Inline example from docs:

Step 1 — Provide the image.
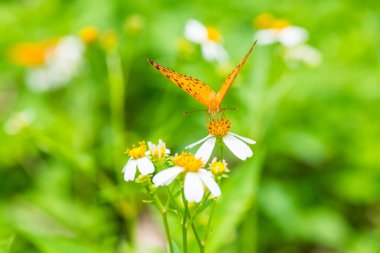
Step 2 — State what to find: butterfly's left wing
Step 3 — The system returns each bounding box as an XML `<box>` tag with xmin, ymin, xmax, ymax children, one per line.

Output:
<box><xmin>148</xmin><ymin>59</ymin><xmax>216</xmax><ymax>107</ymax></box>
<box><xmin>215</xmin><ymin>41</ymin><xmax>257</xmax><ymax>107</ymax></box>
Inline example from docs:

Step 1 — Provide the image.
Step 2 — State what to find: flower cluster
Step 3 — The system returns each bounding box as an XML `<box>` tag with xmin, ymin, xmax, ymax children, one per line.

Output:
<box><xmin>253</xmin><ymin>13</ymin><xmax>322</xmax><ymax>67</ymax></box>
<box><xmin>122</xmin><ymin>113</ymin><xmax>255</xmax><ymax>203</ymax></box>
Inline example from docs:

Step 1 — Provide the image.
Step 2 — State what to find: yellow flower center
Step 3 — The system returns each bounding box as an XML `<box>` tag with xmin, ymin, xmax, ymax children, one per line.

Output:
<box><xmin>253</xmin><ymin>13</ymin><xmax>275</xmax><ymax>29</ymax></box>
<box><xmin>126</xmin><ymin>141</ymin><xmax>146</xmax><ymax>159</ymax></box>
<box><xmin>79</xmin><ymin>26</ymin><xmax>99</xmax><ymax>44</ymax></box>
<box><xmin>210</xmin><ymin>158</ymin><xmax>228</xmax><ymax>175</ymax></box>
<box><xmin>173</xmin><ymin>152</ymin><xmax>204</xmax><ymax>172</ymax></box>
<box><xmin>272</xmin><ymin>19</ymin><xmax>291</xmax><ymax>30</ymax></box>
<box><xmin>206</xmin><ymin>26</ymin><xmax>221</xmax><ymax>42</ymax></box>
<box><xmin>253</xmin><ymin>13</ymin><xmax>290</xmax><ymax>30</ymax></box>
<box><xmin>208</xmin><ymin>118</ymin><xmax>231</xmax><ymax>137</ymax></box>
<box><xmin>9</xmin><ymin>40</ymin><xmax>57</xmax><ymax>67</ymax></box>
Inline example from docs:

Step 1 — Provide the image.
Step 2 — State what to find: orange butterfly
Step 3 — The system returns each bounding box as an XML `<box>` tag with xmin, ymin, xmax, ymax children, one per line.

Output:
<box><xmin>148</xmin><ymin>42</ymin><xmax>256</xmax><ymax>115</ymax></box>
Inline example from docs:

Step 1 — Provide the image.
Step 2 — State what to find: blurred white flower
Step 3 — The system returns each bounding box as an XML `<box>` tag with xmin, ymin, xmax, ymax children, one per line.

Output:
<box><xmin>3</xmin><ymin>109</ymin><xmax>35</xmax><ymax>135</ymax></box>
<box><xmin>253</xmin><ymin>13</ymin><xmax>322</xmax><ymax>67</ymax></box>
<box><xmin>283</xmin><ymin>44</ymin><xmax>322</xmax><ymax>67</ymax></box>
<box><xmin>253</xmin><ymin>13</ymin><xmax>308</xmax><ymax>47</ymax></box>
<box><xmin>186</xmin><ymin>117</ymin><xmax>256</xmax><ymax>163</ymax></box>
<box><xmin>25</xmin><ymin>36</ymin><xmax>85</xmax><ymax>92</ymax></box>
<box><xmin>123</xmin><ymin>141</ymin><xmax>155</xmax><ymax>182</ymax></box>
<box><xmin>255</xmin><ymin>26</ymin><xmax>308</xmax><ymax>47</ymax></box>
<box><xmin>152</xmin><ymin>152</ymin><xmax>221</xmax><ymax>203</ymax></box>
<box><xmin>184</xmin><ymin>19</ymin><xmax>228</xmax><ymax>63</ymax></box>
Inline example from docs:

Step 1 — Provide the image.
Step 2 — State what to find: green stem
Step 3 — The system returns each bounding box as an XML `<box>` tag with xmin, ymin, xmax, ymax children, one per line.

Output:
<box><xmin>182</xmin><ymin>192</ymin><xmax>189</xmax><ymax>253</ymax></box>
<box><xmin>153</xmin><ymin>194</ymin><xmax>174</xmax><ymax>253</ymax></box>
<box><xmin>166</xmin><ymin>187</ymin><xmax>182</xmax><ymax>220</ymax></box>
<box><xmin>191</xmin><ymin>222</ymin><xmax>204</xmax><ymax>253</ymax></box>
<box><xmin>105</xmin><ymin>48</ymin><xmax>125</xmax><ymax>169</ymax></box>
<box><xmin>202</xmin><ymin>197</ymin><xmax>217</xmax><ymax>245</ymax></box>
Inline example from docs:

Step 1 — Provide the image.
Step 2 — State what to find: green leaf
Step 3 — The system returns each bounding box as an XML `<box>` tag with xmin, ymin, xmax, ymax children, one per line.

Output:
<box><xmin>0</xmin><ymin>235</ymin><xmax>15</xmax><ymax>253</ymax></box>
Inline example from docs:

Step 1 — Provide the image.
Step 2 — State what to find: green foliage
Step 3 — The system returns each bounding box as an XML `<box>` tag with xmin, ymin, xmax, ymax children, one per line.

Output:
<box><xmin>0</xmin><ymin>0</ymin><xmax>380</xmax><ymax>252</ymax></box>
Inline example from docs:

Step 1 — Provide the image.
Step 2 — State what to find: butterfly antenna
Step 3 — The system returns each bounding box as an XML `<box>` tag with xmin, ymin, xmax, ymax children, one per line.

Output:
<box><xmin>182</xmin><ymin>109</ymin><xmax>207</xmax><ymax>116</ymax></box>
<box><xmin>221</xmin><ymin>107</ymin><xmax>238</xmax><ymax>112</ymax></box>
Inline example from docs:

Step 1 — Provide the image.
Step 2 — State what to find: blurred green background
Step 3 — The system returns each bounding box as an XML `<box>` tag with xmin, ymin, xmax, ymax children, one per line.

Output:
<box><xmin>1</xmin><ymin>0</ymin><xmax>380</xmax><ymax>252</ymax></box>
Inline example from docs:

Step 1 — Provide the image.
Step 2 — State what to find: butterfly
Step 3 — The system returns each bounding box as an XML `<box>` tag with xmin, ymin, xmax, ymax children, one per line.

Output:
<box><xmin>148</xmin><ymin>41</ymin><xmax>256</xmax><ymax>115</ymax></box>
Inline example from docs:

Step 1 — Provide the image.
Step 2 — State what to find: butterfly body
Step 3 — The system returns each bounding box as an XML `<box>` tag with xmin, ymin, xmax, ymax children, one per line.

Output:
<box><xmin>148</xmin><ymin>42</ymin><xmax>256</xmax><ymax>115</ymax></box>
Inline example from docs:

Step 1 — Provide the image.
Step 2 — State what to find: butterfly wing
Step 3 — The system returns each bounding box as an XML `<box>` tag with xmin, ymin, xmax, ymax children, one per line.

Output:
<box><xmin>148</xmin><ymin>59</ymin><xmax>216</xmax><ymax>107</ymax></box>
<box><xmin>214</xmin><ymin>42</ymin><xmax>257</xmax><ymax>107</ymax></box>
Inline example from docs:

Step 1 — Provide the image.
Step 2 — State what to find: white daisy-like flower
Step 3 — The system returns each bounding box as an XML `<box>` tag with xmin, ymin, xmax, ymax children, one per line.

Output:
<box><xmin>123</xmin><ymin>141</ymin><xmax>155</xmax><ymax>182</ymax></box>
<box><xmin>186</xmin><ymin>117</ymin><xmax>256</xmax><ymax>163</ymax></box>
<box><xmin>152</xmin><ymin>152</ymin><xmax>221</xmax><ymax>203</ymax></box>
<box><xmin>25</xmin><ymin>36</ymin><xmax>84</xmax><ymax>92</ymax></box>
<box><xmin>146</xmin><ymin>139</ymin><xmax>170</xmax><ymax>159</ymax></box>
<box><xmin>253</xmin><ymin>13</ymin><xmax>308</xmax><ymax>47</ymax></box>
<box><xmin>184</xmin><ymin>19</ymin><xmax>228</xmax><ymax>63</ymax></box>
<box><xmin>283</xmin><ymin>44</ymin><xmax>322</xmax><ymax>67</ymax></box>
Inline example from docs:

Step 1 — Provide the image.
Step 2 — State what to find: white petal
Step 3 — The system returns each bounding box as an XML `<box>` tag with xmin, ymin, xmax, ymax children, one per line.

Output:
<box><xmin>255</xmin><ymin>29</ymin><xmax>279</xmax><ymax>45</ymax></box>
<box><xmin>185</xmin><ymin>134</ymin><xmax>213</xmax><ymax>149</ymax></box>
<box><xmin>137</xmin><ymin>157</ymin><xmax>155</xmax><ymax>175</ymax></box>
<box><xmin>165</xmin><ymin>148</ymin><xmax>171</xmax><ymax>154</ymax></box>
<box><xmin>198</xmin><ymin>169</ymin><xmax>221</xmax><ymax>197</ymax></box>
<box><xmin>223</xmin><ymin>135</ymin><xmax>253</xmax><ymax>160</ymax></box>
<box><xmin>123</xmin><ymin>159</ymin><xmax>137</xmax><ymax>181</ymax></box>
<box><xmin>184</xmin><ymin>19</ymin><xmax>207</xmax><ymax>43</ymax></box>
<box><xmin>201</xmin><ymin>42</ymin><xmax>228</xmax><ymax>63</ymax></box>
<box><xmin>184</xmin><ymin>172</ymin><xmax>204</xmax><ymax>203</ymax></box>
<box><xmin>195</xmin><ymin>137</ymin><xmax>216</xmax><ymax>164</ymax></box>
<box><xmin>279</xmin><ymin>26</ymin><xmax>308</xmax><ymax>47</ymax></box>
<box><xmin>152</xmin><ymin>167</ymin><xmax>184</xmax><ymax>186</ymax></box>
<box><xmin>230</xmin><ymin>132</ymin><xmax>256</xmax><ymax>144</ymax></box>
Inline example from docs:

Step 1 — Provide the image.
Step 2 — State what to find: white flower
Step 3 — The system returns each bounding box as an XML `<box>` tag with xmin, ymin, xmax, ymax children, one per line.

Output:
<box><xmin>253</xmin><ymin>13</ymin><xmax>308</xmax><ymax>47</ymax></box>
<box><xmin>283</xmin><ymin>44</ymin><xmax>322</xmax><ymax>67</ymax></box>
<box><xmin>186</xmin><ymin>132</ymin><xmax>256</xmax><ymax>163</ymax></box>
<box><xmin>186</xmin><ymin>117</ymin><xmax>256</xmax><ymax>163</ymax></box>
<box><xmin>26</xmin><ymin>36</ymin><xmax>84</xmax><ymax>92</ymax></box>
<box><xmin>255</xmin><ymin>26</ymin><xmax>308</xmax><ymax>47</ymax></box>
<box><xmin>184</xmin><ymin>19</ymin><xmax>208</xmax><ymax>44</ymax></box>
<box><xmin>184</xmin><ymin>19</ymin><xmax>228</xmax><ymax>63</ymax></box>
<box><xmin>146</xmin><ymin>139</ymin><xmax>170</xmax><ymax>159</ymax></box>
<box><xmin>152</xmin><ymin>153</ymin><xmax>221</xmax><ymax>203</ymax></box>
<box><xmin>123</xmin><ymin>141</ymin><xmax>155</xmax><ymax>182</ymax></box>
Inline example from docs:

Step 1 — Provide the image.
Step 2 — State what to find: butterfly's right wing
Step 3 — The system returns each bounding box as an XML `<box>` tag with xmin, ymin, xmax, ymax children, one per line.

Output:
<box><xmin>148</xmin><ymin>59</ymin><xmax>216</xmax><ymax>107</ymax></box>
<box><xmin>215</xmin><ymin>42</ymin><xmax>257</xmax><ymax>106</ymax></box>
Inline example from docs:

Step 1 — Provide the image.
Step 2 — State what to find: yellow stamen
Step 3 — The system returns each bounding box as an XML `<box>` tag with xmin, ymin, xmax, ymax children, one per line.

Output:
<box><xmin>209</xmin><ymin>158</ymin><xmax>228</xmax><ymax>175</ymax></box>
<box><xmin>126</xmin><ymin>141</ymin><xmax>146</xmax><ymax>159</ymax></box>
<box><xmin>173</xmin><ymin>152</ymin><xmax>204</xmax><ymax>172</ymax></box>
<box><xmin>206</xmin><ymin>26</ymin><xmax>221</xmax><ymax>42</ymax></box>
<box><xmin>253</xmin><ymin>13</ymin><xmax>275</xmax><ymax>29</ymax></box>
<box><xmin>253</xmin><ymin>13</ymin><xmax>290</xmax><ymax>30</ymax></box>
<box><xmin>272</xmin><ymin>19</ymin><xmax>291</xmax><ymax>30</ymax></box>
<box><xmin>208</xmin><ymin>117</ymin><xmax>231</xmax><ymax>137</ymax></box>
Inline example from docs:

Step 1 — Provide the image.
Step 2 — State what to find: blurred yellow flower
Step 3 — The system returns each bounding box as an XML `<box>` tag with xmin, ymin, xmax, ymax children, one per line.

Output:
<box><xmin>9</xmin><ymin>40</ymin><xmax>57</xmax><ymax>67</ymax></box>
<box><xmin>79</xmin><ymin>26</ymin><xmax>99</xmax><ymax>44</ymax></box>
<box><xmin>101</xmin><ymin>30</ymin><xmax>118</xmax><ymax>51</ymax></box>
